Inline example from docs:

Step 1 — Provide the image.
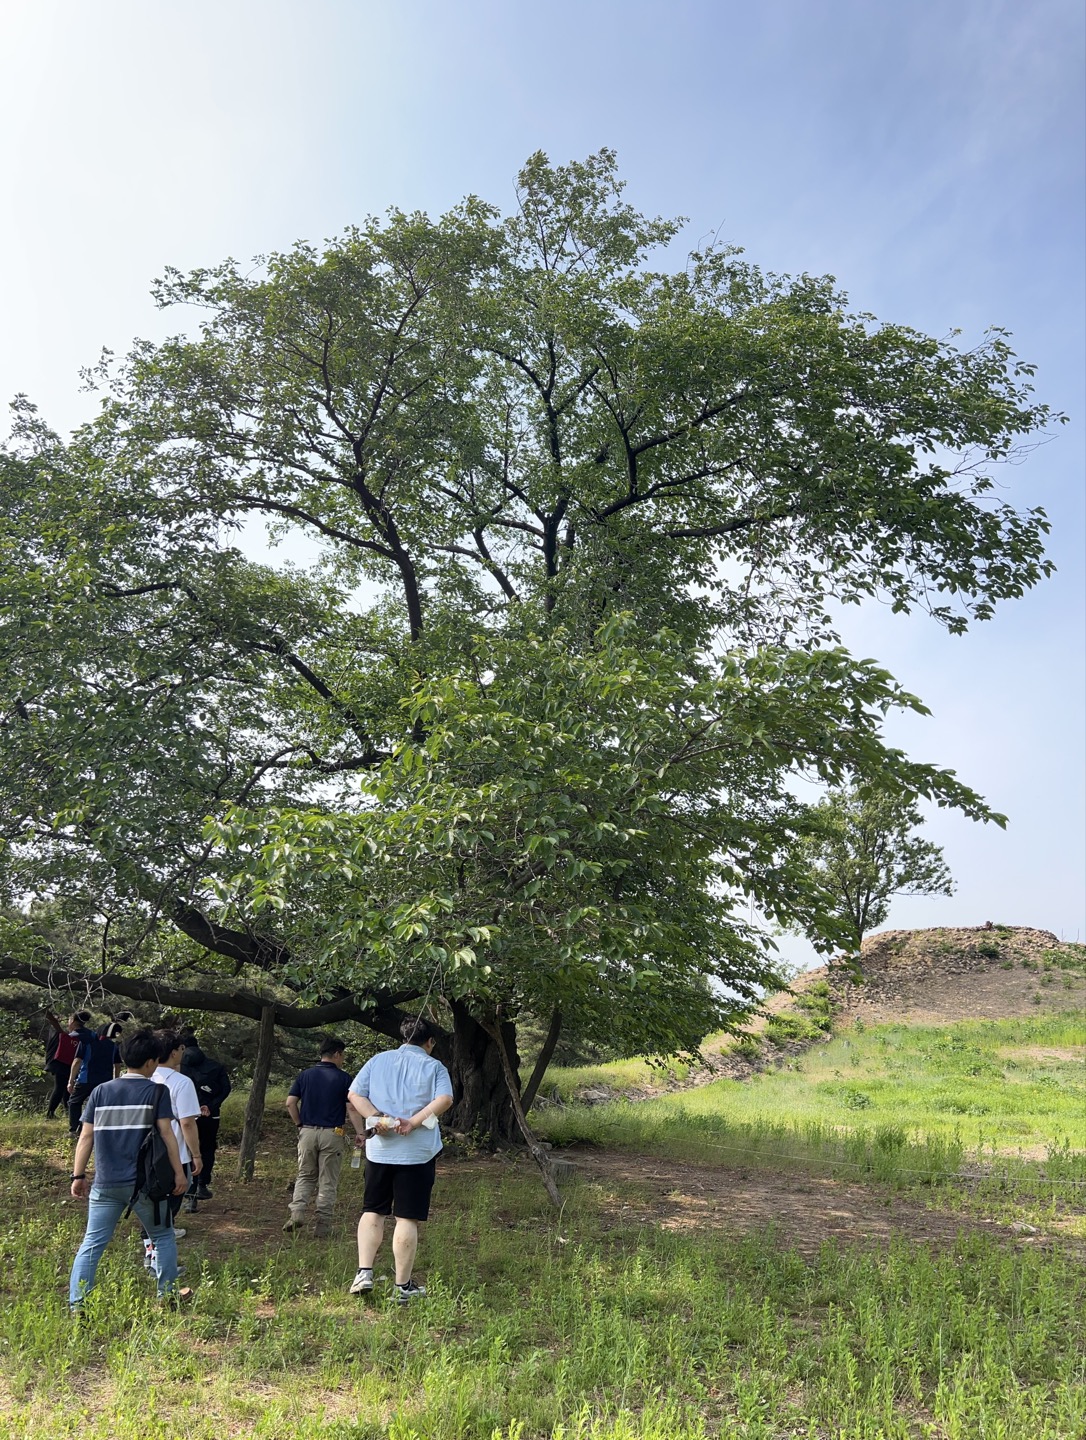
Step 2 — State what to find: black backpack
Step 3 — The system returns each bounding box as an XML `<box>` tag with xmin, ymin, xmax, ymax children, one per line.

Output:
<box><xmin>126</xmin><ymin>1084</ymin><xmax>175</xmax><ymax>1226</ymax></box>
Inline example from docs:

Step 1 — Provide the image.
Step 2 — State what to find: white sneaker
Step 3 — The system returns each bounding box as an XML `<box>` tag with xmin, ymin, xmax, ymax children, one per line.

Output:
<box><xmin>172</xmin><ymin>1227</ymin><xmax>187</xmax><ymax>1239</ymax></box>
<box><xmin>348</xmin><ymin>1268</ymin><xmax>375</xmax><ymax>1295</ymax></box>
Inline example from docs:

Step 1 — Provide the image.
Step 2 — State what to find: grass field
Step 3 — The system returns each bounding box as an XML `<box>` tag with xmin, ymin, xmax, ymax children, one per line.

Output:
<box><xmin>542</xmin><ymin>1014</ymin><xmax>1086</xmax><ymax>1154</ymax></box>
<box><xmin>1</xmin><ymin>1010</ymin><xmax>1083</xmax><ymax>1438</ymax></box>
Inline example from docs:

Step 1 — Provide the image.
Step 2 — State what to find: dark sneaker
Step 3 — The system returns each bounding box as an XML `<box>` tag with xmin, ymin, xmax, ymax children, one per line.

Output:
<box><xmin>394</xmin><ymin>1279</ymin><xmax>426</xmax><ymax>1305</ymax></box>
<box><xmin>195</xmin><ymin>1185</ymin><xmax>213</xmax><ymax>1200</ymax></box>
<box><xmin>158</xmin><ymin>1286</ymin><xmax>194</xmax><ymax>1310</ymax></box>
<box><xmin>282</xmin><ymin>1218</ymin><xmax>302</xmax><ymax>1233</ymax></box>
<box><xmin>348</xmin><ymin>1268</ymin><xmax>374</xmax><ymax>1295</ymax></box>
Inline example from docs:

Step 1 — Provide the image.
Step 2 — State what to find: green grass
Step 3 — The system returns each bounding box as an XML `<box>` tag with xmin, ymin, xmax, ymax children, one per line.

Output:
<box><xmin>542</xmin><ymin>1012</ymin><xmax>1086</xmax><ymax>1158</ymax></box>
<box><xmin>2</xmin><ymin>1010</ymin><xmax>1085</xmax><ymax>1437</ymax></box>
<box><xmin>533</xmin><ymin>1055</ymin><xmax>696</xmax><ymax>1102</ymax></box>
<box><xmin>1</xmin><ymin>1129</ymin><xmax>1084</xmax><ymax>1439</ymax></box>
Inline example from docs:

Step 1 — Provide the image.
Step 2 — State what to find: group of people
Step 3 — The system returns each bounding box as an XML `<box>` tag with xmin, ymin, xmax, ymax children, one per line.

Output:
<box><xmin>62</xmin><ymin>1012</ymin><xmax>453</xmax><ymax>1313</ymax></box>
<box><xmin>283</xmin><ymin>1018</ymin><xmax>453</xmax><ymax>1302</ymax></box>
<box><xmin>43</xmin><ymin>1008</ymin><xmax>123</xmax><ymax>1134</ymax></box>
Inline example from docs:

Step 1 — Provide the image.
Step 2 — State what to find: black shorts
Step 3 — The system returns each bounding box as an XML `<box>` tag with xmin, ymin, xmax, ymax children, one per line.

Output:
<box><xmin>362</xmin><ymin>1157</ymin><xmax>437</xmax><ymax>1222</ymax></box>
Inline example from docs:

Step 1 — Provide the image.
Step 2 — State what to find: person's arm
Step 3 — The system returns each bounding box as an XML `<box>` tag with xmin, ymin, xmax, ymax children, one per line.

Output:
<box><xmin>179</xmin><ymin>1115</ymin><xmax>202</xmax><ymax>1175</ymax></box>
<box><xmin>347</xmin><ymin>1090</ymin><xmax>379</xmax><ymax>1122</ymax></box>
<box><xmin>67</xmin><ymin>1049</ymin><xmax>82</xmax><ymax>1093</ymax></box>
<box><xmin>398</xmin><ymin>1091</ymin><xmax>453</xmax><ymax>1135</ymax></box>
<box><xmin>285</xmin><ymin>1093</ymin><xmax>302</xmax><ymax>1126</ymax></box>
<box><xmin>156</xmin><ymin>1116</ymin><xmax>188</xmax><ymax>1195</ymax></box>
<box><xmin>70</xmin><ymin>1124</ymin><xmax>94</xmax><ymax>1198</ymax></box>
<box><xmin>45</xmin><ymin>1010</ymin><xmax>62</xmax><ymax>1034</ymax></box>
<box><xmin>343</xmin><ymin>1078</ymin><xmax>367</xmax><ymax>1137</ymax></box>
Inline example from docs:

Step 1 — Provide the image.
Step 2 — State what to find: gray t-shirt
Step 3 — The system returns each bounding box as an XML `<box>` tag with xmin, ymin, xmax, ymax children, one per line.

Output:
<box><xmin>83</xmin><ymin>1073</ymin><xmax>174</xmax><ymax>1186</ymax></box>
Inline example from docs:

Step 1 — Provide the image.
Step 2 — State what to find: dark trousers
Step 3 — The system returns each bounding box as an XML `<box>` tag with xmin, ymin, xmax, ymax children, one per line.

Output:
<box><xmin>189</xmin><ymin>1115</ymin><xmax>221</xmax><ymax>1186</ymax></box>
<box><xmin>68</xmin><ymin>1082</ymin><xmax>91</xmax><ymax>1134</ymax></box>
<box><xmin>45</xmin><ymin>1062</ymin><xmax>68</xmax><ymax>1117</ymax></box>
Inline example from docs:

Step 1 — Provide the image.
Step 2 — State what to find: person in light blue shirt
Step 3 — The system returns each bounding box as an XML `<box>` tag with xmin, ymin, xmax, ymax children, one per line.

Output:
<box><xmin>346</xmin><ymin>1016</ymin><xmax>453</xmax><ymax>1304</ymax></box>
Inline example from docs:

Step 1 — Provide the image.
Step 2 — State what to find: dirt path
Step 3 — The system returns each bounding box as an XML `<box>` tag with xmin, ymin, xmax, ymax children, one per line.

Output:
<box><xmin>144</xmin><ymin>1146</ymin><xmax>1076</xmax><ymax>1268</ymax></box>
<box><xmin>555</xmin><ymin>1148</ymin><xmax>1064</xmax><ymax>1256</ymax></box>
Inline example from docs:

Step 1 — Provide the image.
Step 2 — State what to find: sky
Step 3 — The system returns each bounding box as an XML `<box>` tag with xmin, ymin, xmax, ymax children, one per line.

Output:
<box><xmin>2</xmin><ymin>0</ymin><xmax>1083</xmax><ymax>957</ymax></box>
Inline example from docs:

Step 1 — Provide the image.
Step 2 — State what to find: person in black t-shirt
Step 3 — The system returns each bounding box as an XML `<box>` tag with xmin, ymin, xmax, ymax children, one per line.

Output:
<box><xmin>179</xmin><ymin>1029</ymin><xmax>231</xmax><ymax>1203</ymax></box>
<box><xmin>283</xmin><ymin>1037</ymin><xmax>365</xmax><ymax>1238</ymax></box>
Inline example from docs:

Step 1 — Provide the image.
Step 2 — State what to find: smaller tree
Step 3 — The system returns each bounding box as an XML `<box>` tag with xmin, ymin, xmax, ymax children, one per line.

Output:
<box><xmin>797</xmin><ymin>788</ymin><xmax>958</xmax><ymax>951</ymax></box>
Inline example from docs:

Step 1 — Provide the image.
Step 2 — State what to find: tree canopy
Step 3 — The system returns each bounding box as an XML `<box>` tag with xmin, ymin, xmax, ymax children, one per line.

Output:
<box><xmin>0</xmin><ymin>150</ymin><xmax>1056</xmax><ymax>1136</ymax></box>
<box><xmin>794</xmin><ymin>786</ymin><xmax>957</xmax><ymax>951</ymax></box>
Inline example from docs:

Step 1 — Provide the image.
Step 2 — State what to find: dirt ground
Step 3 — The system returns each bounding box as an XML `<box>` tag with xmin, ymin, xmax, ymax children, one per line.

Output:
<box><xmin>103</xmin><ymin>1142</ymin><xmax>1077</xmax><ymax>1273</ymax></box>
<box><xmin>553</xmin><ymin>1147</ymin><xmax>1082</xmax><ymax>1255</ymax></box>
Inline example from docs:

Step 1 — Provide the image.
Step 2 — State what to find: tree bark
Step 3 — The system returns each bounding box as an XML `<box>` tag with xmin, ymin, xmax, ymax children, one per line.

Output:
<box><xmin>443</xmin><ymin>998</ymin><xmax>519</xmax><ymax>1145</ymax></box>
<box><xmin>521</xmin><ymin>1007</ymin><xmax>562</xmax><ymax>1115</ymax></box>
<box><xmin>237</xmin><ymin>1003</ymin><xmax>276</xmax><ymax>1181</ymax></box>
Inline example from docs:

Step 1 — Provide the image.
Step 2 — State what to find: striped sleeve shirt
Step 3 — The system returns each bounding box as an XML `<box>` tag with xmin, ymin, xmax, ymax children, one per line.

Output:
<box><xmin>82</xmin><ymin>1074</ymin><xmax>174</xmax><ymax>1186</ymax></box>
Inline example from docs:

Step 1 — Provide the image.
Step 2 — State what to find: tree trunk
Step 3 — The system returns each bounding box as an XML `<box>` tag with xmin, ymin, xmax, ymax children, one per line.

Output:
<box><xmin>521</xmin><ymin>1007</ymin><xmax>562</xmax><ymax>1115</ymax></box>
<box><xmin>237</xmin><ymin>1003</ymin><xmax>276</xmax><ymax>1181</ymax></box>
<box><xmin>442</xmin><ymin>998</ymin><xmax>519</xmax><ymax>1146</ymax></box>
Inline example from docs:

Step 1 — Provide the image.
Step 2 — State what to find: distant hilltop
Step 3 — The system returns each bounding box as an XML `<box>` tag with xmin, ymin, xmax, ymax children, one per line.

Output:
<box><xmin>816</xmin><ymin>925</ymin><xmax>1085</xmax><ymax>1027</ymax></box>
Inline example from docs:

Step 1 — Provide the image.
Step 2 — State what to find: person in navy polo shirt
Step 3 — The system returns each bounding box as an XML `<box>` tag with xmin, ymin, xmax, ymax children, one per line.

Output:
<box><xmin>283</xmin><ymin>1037</ymin><xmax>366</xmax><ymax>1238</ymax></box>
<box><xmin>346</xmin><ymin>1016</ymin><xmax>454</xmax><ymax>1304</ymax></box>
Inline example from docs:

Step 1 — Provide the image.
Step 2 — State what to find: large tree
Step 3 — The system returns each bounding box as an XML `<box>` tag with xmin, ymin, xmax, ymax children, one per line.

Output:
<box><xmin>0</xmin><ymin>151</ymin><xmax>1055</xmax><ymax>1138</ymax></box>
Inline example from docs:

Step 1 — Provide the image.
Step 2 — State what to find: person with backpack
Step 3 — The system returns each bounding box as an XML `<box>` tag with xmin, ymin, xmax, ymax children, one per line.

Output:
<box><xmin>68</xmin><ymin>1028</ymin><xmax>188</xmax><ymax>1314</ymax></box>
<box><xmin>179</xmin><ymin>1028</ymin><xmax>231</xmax><ymax>1202</ymax></box>
<box><xmin>67</xmin><ymin>1015</ymin><xmax>121</xmax><ymax>1135</ymax></box>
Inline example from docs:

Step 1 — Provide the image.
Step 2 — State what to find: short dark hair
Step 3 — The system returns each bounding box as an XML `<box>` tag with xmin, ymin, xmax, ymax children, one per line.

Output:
<box><xmin>70</xmin><ymin>1010</ymin><xmax>92</xmax><ymax>1026</ymax></box>
<box><xmin>100</xmin><ymin>1021</ymin><xmax>123</xmax><ymax>1041</ymax></box>
<box><xmin>154</xmin><ymin>1029</ymin><xmax>183</xmax><ymax>1062</ymax></box>
<box><xmin>178</xmin><ymin>1028</ymin><xmax>198</xmax><ymax>1046</ymax></box>
<box><xmin>400</xmin><ymin>1016</ymin><xmax>436</xmax><ymax>1047</ymax></box>
<box><xmin>319</xmin><ymin>1036</ymin><xmax>346</xmax><ymax>1057</ymax></box>
<box><xmin>121</xmin><ymin>1029</ymin><xmax>159</xmax><ymax>1069</ymax></box>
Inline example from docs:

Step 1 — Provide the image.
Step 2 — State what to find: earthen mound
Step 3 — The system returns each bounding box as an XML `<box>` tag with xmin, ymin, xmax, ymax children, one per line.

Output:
<box><xmin>820</xmin><ymin>925</ymin><xmax>1084</xmax><ymax>1026</ymax></box>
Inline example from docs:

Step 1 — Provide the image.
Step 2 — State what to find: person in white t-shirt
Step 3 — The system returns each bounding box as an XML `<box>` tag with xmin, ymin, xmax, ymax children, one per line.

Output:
<box><xmin>138</xmin><ymin>1029</ymin><xmax>203</xmax><ymax>1271</ymax></box>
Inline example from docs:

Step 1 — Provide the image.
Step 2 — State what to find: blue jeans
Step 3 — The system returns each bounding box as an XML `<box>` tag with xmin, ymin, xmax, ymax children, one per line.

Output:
<box><xmin>69</xmin><ymin>1183</ymin><xmax>179</xmax><ymax>1305</ymax></box>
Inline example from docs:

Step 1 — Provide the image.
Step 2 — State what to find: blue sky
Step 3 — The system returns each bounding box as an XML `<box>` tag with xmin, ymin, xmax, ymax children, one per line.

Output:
<box><xmin>2</xmin><ymin>0</ymin><xmax>1083</xmax><ymax>951</ymax></box>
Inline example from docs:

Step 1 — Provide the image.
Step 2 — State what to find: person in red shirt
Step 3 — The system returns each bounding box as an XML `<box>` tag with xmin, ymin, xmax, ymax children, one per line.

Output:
<box><xmin>43</xmin><ymin>1010</ymin><xmax>83</xmax><ymax>1120</ymax></box>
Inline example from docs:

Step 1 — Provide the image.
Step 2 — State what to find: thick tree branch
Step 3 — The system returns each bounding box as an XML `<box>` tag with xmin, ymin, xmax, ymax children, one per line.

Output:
<box><xmin>0</xmin><ymin>952</ymin><xmax>418</xmax><ymax>1032</ymax></box>
<box><xmin>663</xmin><ymin>506</ymin><xmax>797</xmax><ymax>541</ymax></box>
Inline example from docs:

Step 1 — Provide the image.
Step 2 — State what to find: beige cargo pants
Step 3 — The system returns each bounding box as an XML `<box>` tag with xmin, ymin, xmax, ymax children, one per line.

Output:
<box><xmin>288</xmin><ymin>1127</ymin><xmax>345</xmax><ymax>1233</ymax></box>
